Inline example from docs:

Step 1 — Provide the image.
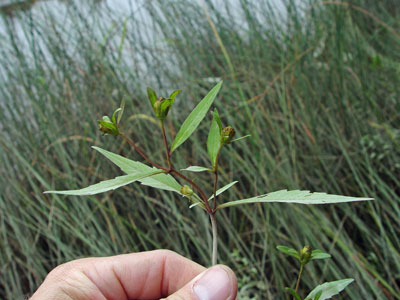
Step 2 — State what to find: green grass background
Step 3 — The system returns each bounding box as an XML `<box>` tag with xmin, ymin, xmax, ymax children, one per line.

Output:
<box><xmin>0</xmin><ymin>0</ymin><xmax>399</xmax><ymax>299</ymax></box>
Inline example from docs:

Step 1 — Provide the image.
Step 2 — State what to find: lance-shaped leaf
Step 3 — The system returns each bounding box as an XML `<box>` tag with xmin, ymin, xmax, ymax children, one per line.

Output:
<box><xmin>44</xmin><ymin>170</ymin><xmax>162</xmax><ymax>196</ymax></box>
<box><xmin>92</xmin><ymin>146</ymin><xmax>181</xmax><ymax>193</ymax></box>
<box><xmin>207</xmin><ymin>109</ymin><xmax>222</xmax><ymax>168</ymax></box>
<box><xmin>230</xmin><ymin>134</ymin><xmax>251</xmax><ymax>143</ymax></box>
<box><xmin>277</xmin><ymin>246</ymin><xmax>300</xmax><ymax>259</ymax></box>
<box><xmin>305</xmin><ymin>279</ymin><xmax>354</xmax><ymax>300</ymax></box>
<box><xmin>216</xmin><ymin>190</ymin><xmax>373</xmax><ymax>210</ymax></box>
<box><xmin>208</xmin><ymin>181</ymin><xmax>238</xmax><ymax>200</ymax></box>
<box><xmin>147</xmin><ymin>87</ymin><xmax>157</xmax><ymax>108</ymax></box>
<box><xmin>181</xmin><ymin>166</ymin><xmax>211</xmax><ymax>172</ymax></box>
<box><xmin>311</xmin><ymin>249</ymin><xmax>331</xmax><ymax>260</ymax></box>
<box><xmin>170</xmin><ymin>81</ymin><xmax>223</xmax><ymax>153</ymax></box>
<box><xmin>190</xmin><ymin>181</ymin><xmax>238</xmax><ymax>208</ymax></box>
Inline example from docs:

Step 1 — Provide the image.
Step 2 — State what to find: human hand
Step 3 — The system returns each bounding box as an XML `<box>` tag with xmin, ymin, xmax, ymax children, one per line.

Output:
<box><xmin>30</xmin><ymin>249</ymin><xmax>237</xmax><ymax>300</ymax></box>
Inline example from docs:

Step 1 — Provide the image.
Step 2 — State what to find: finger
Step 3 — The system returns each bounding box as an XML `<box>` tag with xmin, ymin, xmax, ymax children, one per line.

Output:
<box><xmin>33</xmin><ymin>249</ymin><xmax>206</xmax><ymax>300</ymax></box>
<box><xmin>164</xmin><ymin>265</ymin><xmax>237</xmax><ymax>300</ymax></box>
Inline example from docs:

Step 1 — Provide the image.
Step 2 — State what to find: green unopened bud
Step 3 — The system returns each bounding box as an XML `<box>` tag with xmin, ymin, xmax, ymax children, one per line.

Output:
<box><xmin>299</xmin><ymin>246</ymin><xmax>312</xmax><ymax>265</ymax></box>
<box><xmin>153</xmin><ymin>97</ymin><xmax>174</xmax><ymax>121</ymax></box>
<box><xmin>221</xmin><ymin>126</ymin><xmax>236</xmax><ymax>144</ymax></box>
<box><xmin>180</xmin><ymin>185</ymin><xmax>194</xmax><ymax>197</ymax></box>
<box><xmin>97</xmin><ymin>117</ymin><xmax>119</xmax><ymax>136</ymax></box>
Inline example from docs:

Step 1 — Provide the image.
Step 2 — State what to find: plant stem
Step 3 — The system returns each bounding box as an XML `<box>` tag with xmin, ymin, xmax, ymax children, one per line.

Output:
<box><xmin>295</xmin><ymin>264</ymin><xmax>304</xmax><ymax>298</ymax></box>
<box><xmin>120</xmin><ymin>133</ymin><xmax>167</xmax><ymax>171</ymax></box>
<box><xmin>210</xmin><ymin>212</ymin><xmax>218</xmax><ymax>265</ymax></box>
<box><xmin>121</xmin><ymin>132</ymin><xmax>217</xmax><ymax>264</ymax></box>
<box><xmin>160</xmin><ymin>121</ymin><xmax>172</xmax><ymax>170</ymax></box>
<box><xmin>212</xmin><ymin>145</ymin><xmax>222</xmax><ymax>211</ymax></box>
<box><xmin>212</xmin><ymin>171</ymin><xmax>218</xmax><ymax>211</ymax></box>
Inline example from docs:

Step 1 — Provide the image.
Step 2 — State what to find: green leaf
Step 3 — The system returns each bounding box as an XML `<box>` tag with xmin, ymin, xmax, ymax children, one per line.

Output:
<box><xmin>147</xmin><ymin>87</ymin><xmax>157</xmax><ymax>108</ymax></box>
<box><xmin>311</xmin><ymin>250</ymin><xmax>331</xmax><ymax>260</ymax></box>
<box><xmin>314</xmin><ymin>290</ymin><xmax>323</xmax><ymax>300</ymax></box>
<box><xmin>277</xmin><ymin>246</ymin><xmax>300</xmax><ymax>259</ymax></box>
<box><xmin>190</xmin><ymin>181</ymin><xmax>238</xmax><ymax>208</ymax></box>
<box><xmin>116</xmin><ymin>98</ymin><xmax>126</xmax><ymax>125</ymax></box>
<box><xmin>159</xmin><ymin>98</ymin><xmax>174</xmax><ymax>119</ymax></box>
<box><xmin>169</xmin><ymin>89</ymin><xmax>181</xmax><ymax>101</ymax></box>
<box><xmin>44</xmin><ymin>170</ymin><xmax>162</xmax><ymax>196</ymax></box>
<box><xmin>112</xmin><ymin>108</ymin><xmax>122</xmax><ymax>124</ymax></box>
<box><xmin>97</xmin><ymin>120</ymin><xmax>119</xmax><ymax>135</ymax></box>
<box><xmin>181</xmin><ymin>166</ymin><xmax>211</xmax><ymax>172</ymax></box>
<box><xmin>285</xmin><ymin>287</ymin><xmax>302</xmax><ymax>300</ymax></box>
<box><xmin>207</xmin><ymin>109</ymin><xmax>222</xmax><ymax>167</ymax></box>
<box><xmin>217</xmin><ymin>190</ymin><xmax>373</xmax><ymax>210</ymax></box>
<box><xmin>170</xmin><ymin>81</ymin><xmax>223</xmax><ymax>153</ymax></box>
<box><xmin>305</xmin><ymin>279</ymin><xmax>354</xmax><ymax>300</ymax></box>
<box><xmin>208</xmin><ymin>181</ymin><xmax>238</xmax><ymax>200</ymax></box>
<box><xmin>92</xmin><ymin>146</ymin><xmax>181</xmax><ymax>193</ymax></box>
<box><xmin>231</xmin><ymin>134</ymin><xmax>251</xmax><ymax>143</ymax></box>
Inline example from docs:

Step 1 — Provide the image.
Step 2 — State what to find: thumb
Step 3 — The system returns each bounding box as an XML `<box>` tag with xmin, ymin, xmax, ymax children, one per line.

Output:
<box><xmin>164</xmin><ymin>265</ymin><xmax>237</xmax><ymax>300</ymax></box>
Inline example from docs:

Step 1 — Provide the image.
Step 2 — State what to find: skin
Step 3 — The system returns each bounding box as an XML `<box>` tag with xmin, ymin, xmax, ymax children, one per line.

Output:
<box><xmin>30</xmin><ymin>249</ymin><xmax>237</xmax><ymax>300</ymax></box>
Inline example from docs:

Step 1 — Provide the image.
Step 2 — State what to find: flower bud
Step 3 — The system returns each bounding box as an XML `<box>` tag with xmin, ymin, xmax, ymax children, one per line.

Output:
<box><xmin>97</xmin><ymin>118</ymin><xmax>119</xmax><ymax>136</ymax></box>
<box><xmin>154</xmin><ymin>97</ymin><xmax>174</xmax><ymax>121</ymax></box>
<box><xmin>221</xmin><ymin>126</ymin><xmax>236</xmax><ymax>144</ymax></box>
<box><xmin>299</xmin><ymin>245</ymin><xmax>312</xmax><ymax>265</ymax></box>
<box><xmin>180</xmin><ymin>185</ymin><xmax>194</xmax><ymax>197</ymax></box>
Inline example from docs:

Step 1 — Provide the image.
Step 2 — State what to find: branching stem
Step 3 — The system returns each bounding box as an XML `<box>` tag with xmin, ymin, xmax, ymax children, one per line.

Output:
<box><xmin>120</xmin><ymin>133</ymin><xmax>166</xmax><ymax>171</ymax></box>
<box><xmin>121</xmin><ymin>132</ymin><xmax>217</xmax><ymax>265</ymax></box>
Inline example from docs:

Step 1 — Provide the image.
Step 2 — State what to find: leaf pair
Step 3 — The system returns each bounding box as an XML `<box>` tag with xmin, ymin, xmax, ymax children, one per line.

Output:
<box><xmin>287</xmin><ymin>279</ymin><xmax>354</xmax><ymax>300</ymax></box>
<box><xmin>276</xmin><ymin>246</ymin><xmax>331</xmax><ymax>264</ymax></box>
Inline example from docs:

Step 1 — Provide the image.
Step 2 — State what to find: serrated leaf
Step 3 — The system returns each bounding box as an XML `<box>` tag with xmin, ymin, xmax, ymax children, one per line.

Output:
<box><xmin>217</xmin><ymin>190</ymin><xmax>373</xmax><ymax>210</ymax></box>
<box><xmin>190</xmin><ymin>181</ymin><xmax>238</xmax><ymax>208</ymax></box>
<box><xmin>181</xmin><ymin>166</ymin><xmax>211</xmax><ymax>172</ymax></box>
<box><xmin>305</xmin><ymin>279</ymin><xmax>354</xmax><ymax>300</ymax></box>
<box><xmin>285</xmin><ymin>287</ymin><xmax>302</xmax><ymax>300</ymax></box>
<box><xmin>92</xmin><ymin>146</ymin><xmax>181</xmax><ymax>193</ymax></box>
<box><xmin>170</xmin><ymin>81</ymin><xmax>222</xmax><ymax>153</ymax></box>
<box><xmin>277</xmin><ymin>246</ymin><xmax>300</xmax><ymax>259</ymax></box>
<box><xmin>44</xmin><ymin>170</ymin><xmax>162</xmax><ymax>196</ymax></box>
<box><xmin>207</xmin><ymin>109</ymin><xmax>222</xmax><ymax>167</ymax></box>
<box><xmin>311</xmin><ymin>250</ymin><xmax>331</xmax><ymax>260</ymax></box>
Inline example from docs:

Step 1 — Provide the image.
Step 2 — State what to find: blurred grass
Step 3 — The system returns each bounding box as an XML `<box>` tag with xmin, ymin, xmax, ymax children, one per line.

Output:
<box><xmin>0</xmin><ymin>0</ymin><xmax>399</xmax><ymax>299</ymax></box>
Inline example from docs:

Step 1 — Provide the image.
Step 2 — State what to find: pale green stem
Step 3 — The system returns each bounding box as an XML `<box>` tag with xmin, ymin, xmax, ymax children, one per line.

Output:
<box><xmin>210</xmin><ymin>213</ymin><xmax>218</xmax><ymax>265</ymax></box>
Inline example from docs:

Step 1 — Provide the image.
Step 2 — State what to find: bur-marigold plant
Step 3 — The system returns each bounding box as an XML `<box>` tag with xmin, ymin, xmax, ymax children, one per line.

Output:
<box><xmin>45</xmin><ymin>81</ymin><xmax>372</xmax><ymax>298</ymax></box>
